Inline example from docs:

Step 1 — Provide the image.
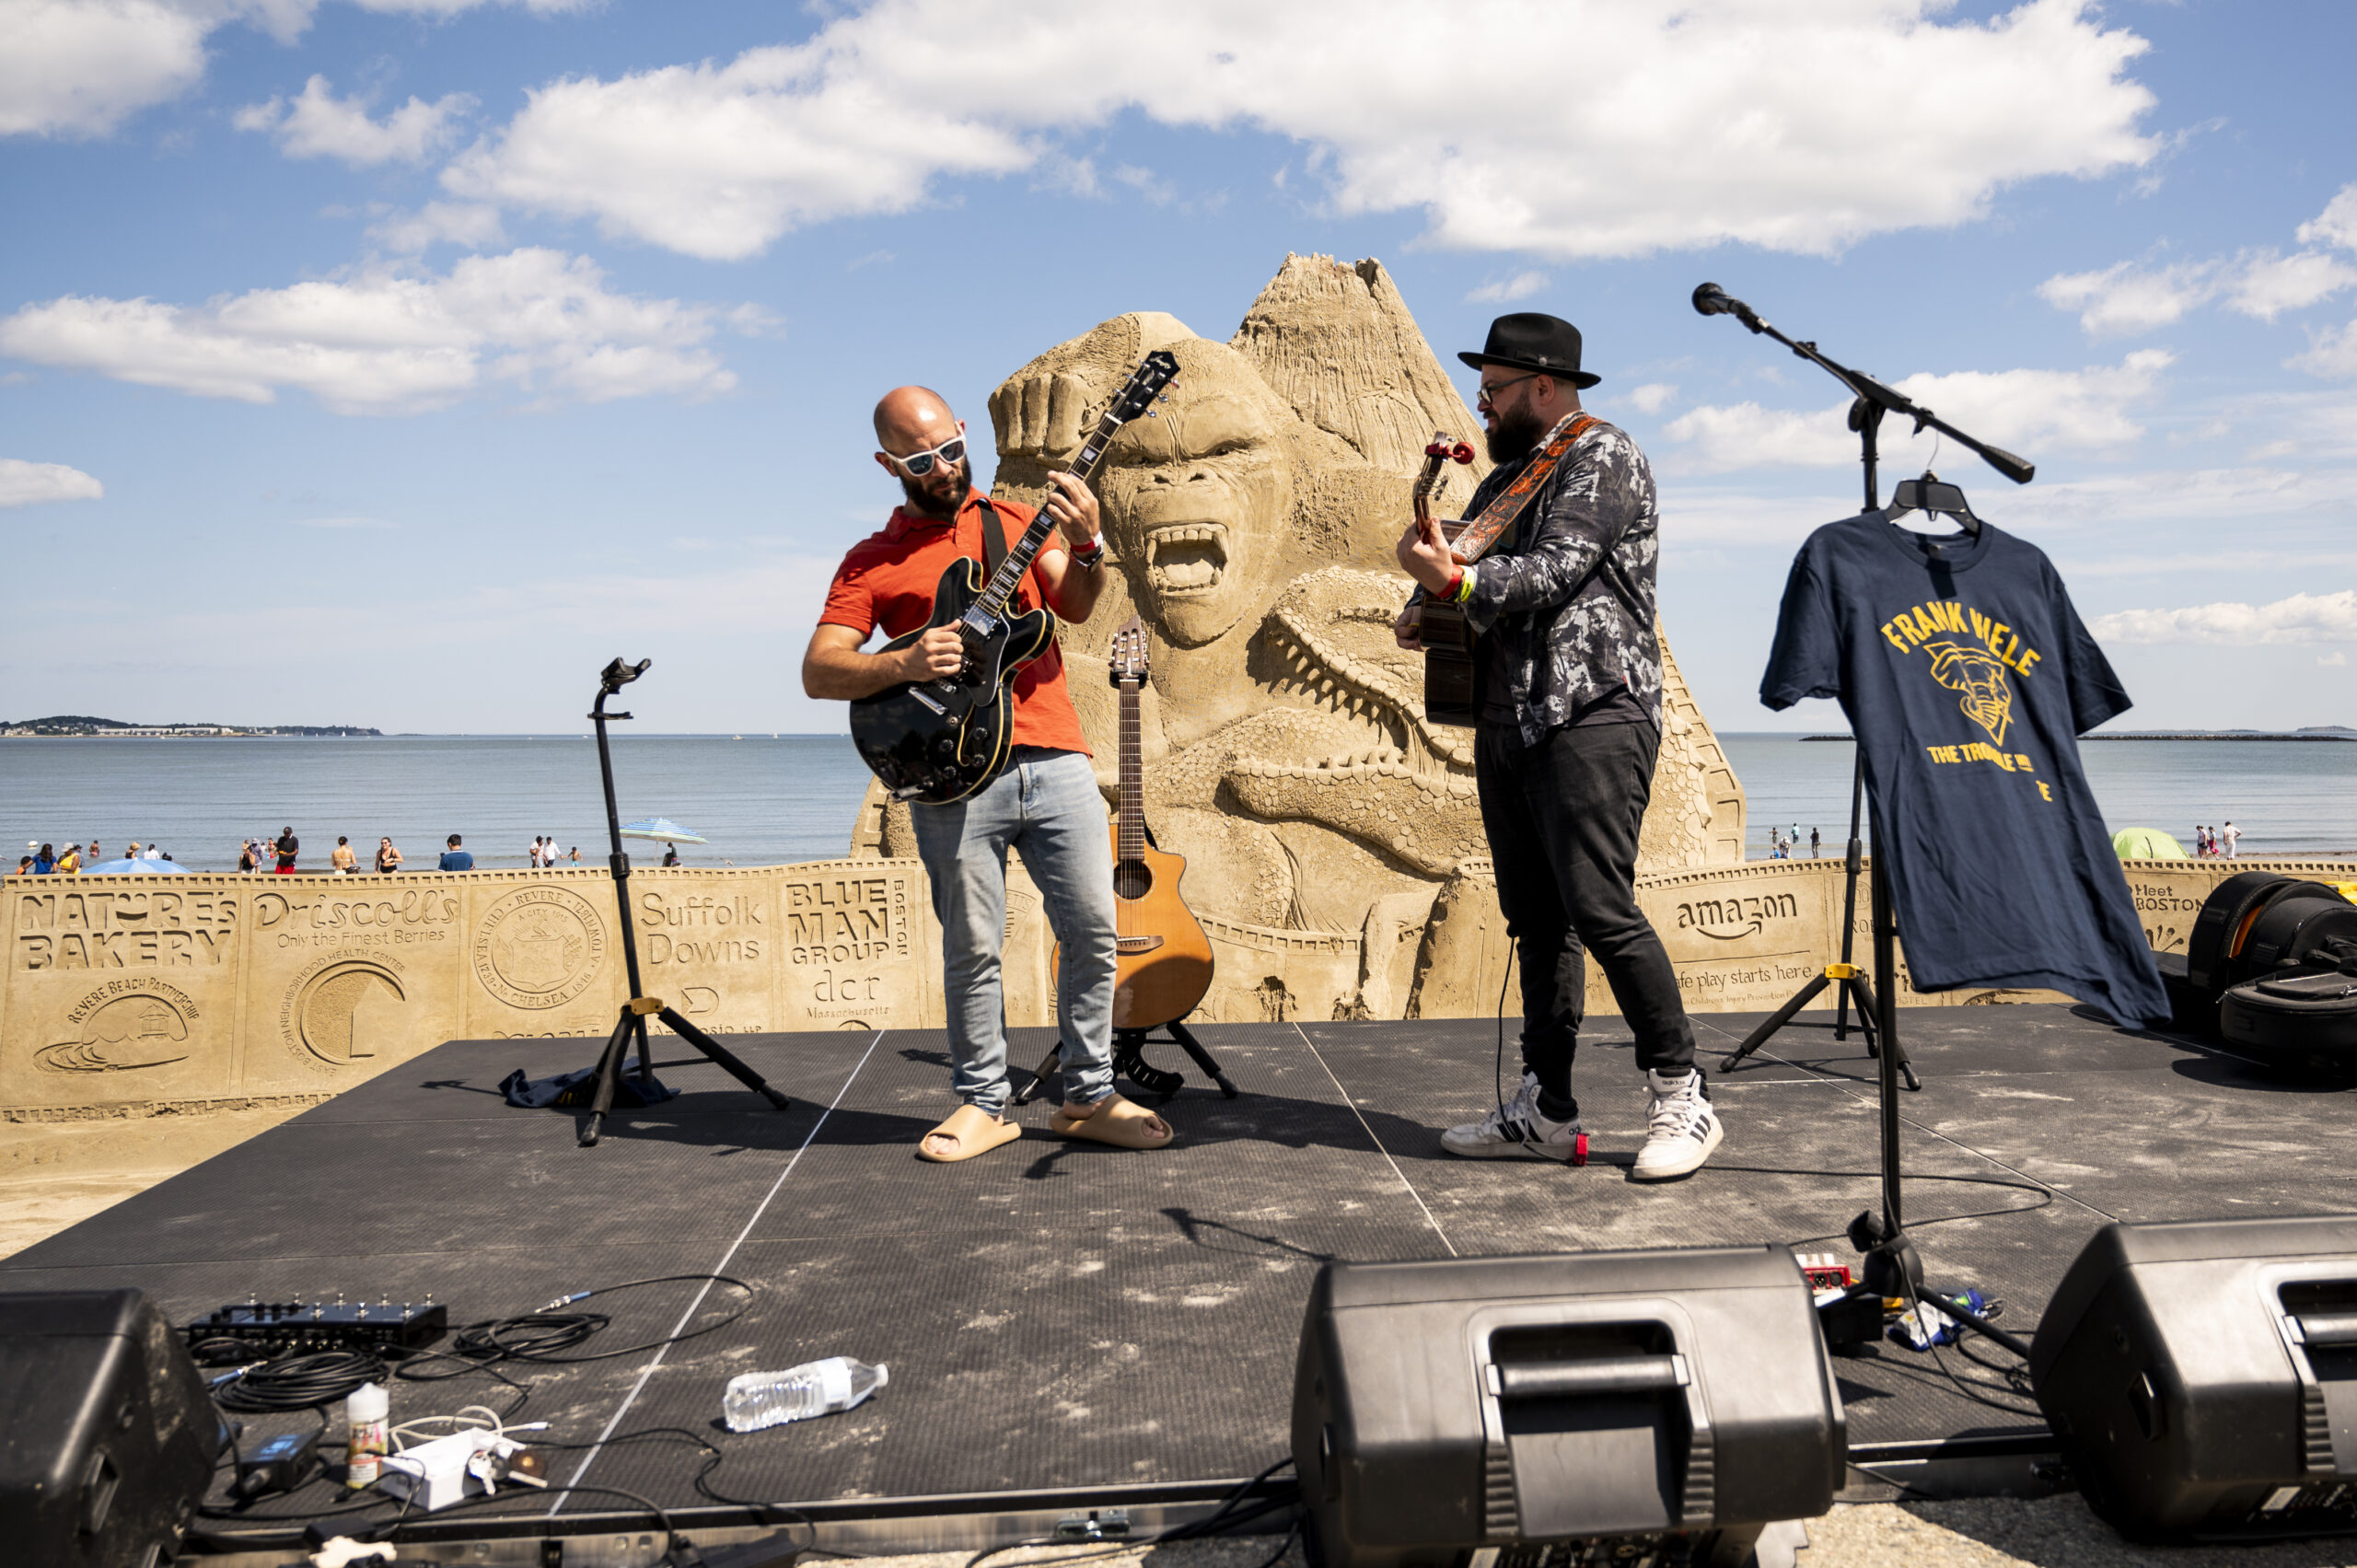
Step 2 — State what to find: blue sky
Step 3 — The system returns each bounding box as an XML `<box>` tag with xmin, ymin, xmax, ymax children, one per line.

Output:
<box><xmin>2</xmin><ymin>0</ymin><xmax>2352</xmax><ymax>735</ymax></box>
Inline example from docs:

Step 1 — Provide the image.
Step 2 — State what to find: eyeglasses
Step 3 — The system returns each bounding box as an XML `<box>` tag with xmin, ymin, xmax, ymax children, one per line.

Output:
<box><xmin>881</xmin><ymin>424</ymin><xmax>969</xmax><ymax>478</ymax></box>
<box><xmin>1477</xmin><ymin>372</ymin><xmax>1540</xmax><ymax>410</ymax></box>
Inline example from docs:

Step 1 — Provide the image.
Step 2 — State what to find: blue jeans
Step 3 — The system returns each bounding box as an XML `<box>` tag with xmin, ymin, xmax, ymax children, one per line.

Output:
<box><xmin>910</xmin><ymin>747</ymin><xmax>1116</xmax><ymax>1115</ymax></box>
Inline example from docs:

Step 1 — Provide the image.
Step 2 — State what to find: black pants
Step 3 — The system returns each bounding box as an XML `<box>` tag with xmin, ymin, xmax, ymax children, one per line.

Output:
<box><xmin>1474</xmin><ymin>719</ymin><xmax>1696</xmax><ymax>1113</ymax></box>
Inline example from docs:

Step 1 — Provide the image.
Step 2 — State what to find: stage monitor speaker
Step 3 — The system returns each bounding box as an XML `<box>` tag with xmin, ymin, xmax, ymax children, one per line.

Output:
<box><xmin>0</xmin><ymin>1288</ymin><xmax>222</xmax><ymax>1568</ymax></box>
<box><xmin>1292</xmin><ymin>1247</ymin><xmax>1844</xmax><ymax>1568</ymax></box>
<box><xmin>2031</xmin><ymin>1215</ymin><xmax>2357</xmax><ymax>1542</ymax></box>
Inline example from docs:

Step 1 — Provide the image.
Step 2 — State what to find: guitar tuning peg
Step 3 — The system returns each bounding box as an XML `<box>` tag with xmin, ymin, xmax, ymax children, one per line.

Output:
<box><xmin>1144</xmin><ymin>409</ymin><xmax>1158</xmax><ymax>418</ymax></box>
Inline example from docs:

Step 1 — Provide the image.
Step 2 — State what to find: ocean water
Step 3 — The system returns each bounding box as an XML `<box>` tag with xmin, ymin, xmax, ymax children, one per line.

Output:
<box><xmin>1721</xmin><ymin>734</ymin><xmax>2357</xmax><ymax>861</ymax></box>
<box><xmin>0</xmin><ymin>736</ymin><xmax>877</xmax><ymax>874</ymax></box>
<box><xmin>1</xmin><ymin>731</ymin><xmax>2351</xmax><ymax>875</ymax></box>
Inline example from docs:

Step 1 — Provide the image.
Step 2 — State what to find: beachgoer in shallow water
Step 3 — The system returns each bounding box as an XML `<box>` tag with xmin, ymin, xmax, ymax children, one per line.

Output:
<box><xmin>377</xmin><ymin>837</ymin><xmax>401</xmax><ymax>873</ymax></box>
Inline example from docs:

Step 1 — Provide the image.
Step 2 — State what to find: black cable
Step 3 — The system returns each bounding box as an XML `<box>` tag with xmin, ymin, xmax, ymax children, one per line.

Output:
<box><xmin>214</xmin><ymin>1348</ymin><xmax>389</xmax><ymax>1413</ymax></box>
<box><xmin>448</xmin><ymin>1274</ymin><xmax>755</xmax><ymax>1366</ymax></box>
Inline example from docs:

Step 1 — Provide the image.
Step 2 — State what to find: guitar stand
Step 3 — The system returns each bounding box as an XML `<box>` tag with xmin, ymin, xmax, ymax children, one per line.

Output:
<box><xmin>1013</xmin><ymin>1018</ymin><xmax>1238</xmax><ymax>1107</ymax></box>
<box><xmin>575</xmin><ymin>658</ymin><xmax>793</xmax><ymax>1147</ymax></box>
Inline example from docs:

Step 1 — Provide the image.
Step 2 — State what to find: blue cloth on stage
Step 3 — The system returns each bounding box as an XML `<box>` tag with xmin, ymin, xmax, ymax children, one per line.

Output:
<box><xmin>500</xmin><ymin>1064</ymin><xmax>678</xmax><ymax>1109</ymax></box>
<box><xmin>1760</xmin><ymin>511</ymin><xmax>2171</xmax><ymax>1028</ymax></box>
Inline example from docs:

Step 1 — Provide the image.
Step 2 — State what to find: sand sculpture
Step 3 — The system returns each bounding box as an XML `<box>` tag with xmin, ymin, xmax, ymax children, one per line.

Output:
<box><xmin>852</xmin><ymin>256</ymin><xmax>1747</xmax><ymax>1021</ymax></box>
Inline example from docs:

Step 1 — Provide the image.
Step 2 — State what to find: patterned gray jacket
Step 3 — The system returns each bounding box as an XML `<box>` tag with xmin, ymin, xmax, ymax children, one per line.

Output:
<box><xmin>1455</xmin><ymin>412</ymin><xmax>1665</xmax><ymax>744</ymax></box>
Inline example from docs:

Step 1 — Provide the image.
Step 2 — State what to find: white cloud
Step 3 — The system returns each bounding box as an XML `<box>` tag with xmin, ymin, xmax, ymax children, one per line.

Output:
<box><xmin>1627</xmin><ymin>382</ymin><xmax>1678</xmax><ymax>415</ymax></box>
<box><xmin>1663</xmin><ymin>350</ymin><xmax>2173</xmax><ymax>473</ymax></box>
<box><xmin>2291</xmin><ymin>322</ymin><xmax>2357</xmax><ymax>380</ymax></box>
<box><xmin>1111</xmin><ymin>163</ymin><xmax>1175</xmax><ymax>205</ymax></box>
<box><xmin>294</xmin><ymin>514</ymin><xmax>392</xmax><ymax>528</ymax></box>
<box><xmin>2296</xmin><ymin>184</ymin><xmax>2357</xmax><ymax>252</ymax></box>
<box><xmin>2040</xmin><ymin>182</ymin><xmax>2357</xmax><ymax>336</ymax></box>
<box><xmin>445</xmin><ymin>0</ymin><xmax>2157</xmax><ymax>262</ymax></box>
<box><xmin>2322</xmin><ymin>652</ymin><xmax>2349</xmax><ymax>668</ymax></box>
<box><xmin>368</xmin><ymin>200</ymin><xmax>507</xmax><ymax>252</ymax></box>
<box><xmin>1467</xmin><ymin>271</ymin><xmax>1550</xmax><ymax>305</ymax></box>
<box><xmin>0</xmin><ymin>457</ymin><xmax>103</xmax><ymax>506</ymax></box>
<box><xmin>0</xmin><ymin>0</ymin><xmax>586</xmax><ymax>139</ymax></box>
<box><xmin>237</xmin><ymin>75</ymin><xmax>473</xmax><ymax>165</ymax></box>
<box><xmin>2092</xmin><ymin>590</ymin><xmax>2357</xmax><ymax>645</ymax></box>
<box><xmin>2039</xmin><ymin>251</ymin><xmax>2357</xmax><ymax>335</ymax></box>
<box><xmin>0</xmin><ymin>249</ymin><xmax>749</xmax><ymax>414</ymax></box>
<box><xmin>2037</xmin><ymin>260</ymin><xmax>2214</xmax><ymax>335</ymax></box>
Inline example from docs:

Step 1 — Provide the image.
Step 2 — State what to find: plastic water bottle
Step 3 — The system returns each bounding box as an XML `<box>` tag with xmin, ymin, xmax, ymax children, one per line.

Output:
<box><xmin>723</xmin><ymin>1356</ymin><xmax>888</xmax><ymax>1433</ymax></box>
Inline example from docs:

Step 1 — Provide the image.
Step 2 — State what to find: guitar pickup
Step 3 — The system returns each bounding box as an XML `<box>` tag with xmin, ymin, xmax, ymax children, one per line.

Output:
<box><xmin>908</xmin><ymin>689</ymin><xmax>946</xmax><ymax>714</ymax></box>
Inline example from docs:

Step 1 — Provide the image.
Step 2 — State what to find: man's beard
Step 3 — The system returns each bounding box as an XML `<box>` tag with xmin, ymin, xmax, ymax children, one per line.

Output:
<box><xmin>900</xmin><ymin>462</ymin><xmax>972</xmax><ymax>519</ymax></box>
<box><xmin>1485</xmin><ymin>404</ymin><xmax>1548</xmax><ymax>465</ymax></box>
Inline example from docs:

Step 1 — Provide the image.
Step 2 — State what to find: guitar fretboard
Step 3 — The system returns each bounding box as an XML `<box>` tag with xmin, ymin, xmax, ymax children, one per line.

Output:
<box><xmin>973</xmin><ymin>408</ymin><xmax>1126</xmax><ymax>622</ymax></box>
<box><xmin>1117</xmin><ymin>674</ymin><xmax>1144</xmax><ymax>869</ymax></box>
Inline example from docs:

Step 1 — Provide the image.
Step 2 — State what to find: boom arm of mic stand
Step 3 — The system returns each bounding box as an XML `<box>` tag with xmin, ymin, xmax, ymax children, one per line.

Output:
<box><xmin>1728</xmin><ymin>310</ymin><xmax>2034</xmax><ymax>486</ymax></box>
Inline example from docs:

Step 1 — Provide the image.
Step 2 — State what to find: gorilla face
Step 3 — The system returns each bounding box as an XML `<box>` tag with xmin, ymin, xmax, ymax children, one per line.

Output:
<box><xmin>1092</xmin><ymin>343</ymin><xmax>1297</xmax><ymax>648</ymax></box>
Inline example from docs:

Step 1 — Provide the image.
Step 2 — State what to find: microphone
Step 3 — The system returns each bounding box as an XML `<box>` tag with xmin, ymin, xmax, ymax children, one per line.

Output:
<box><xmin>1691</xmin><ymin>282</ymin><xmax>1761</xmax><ymax>331</ymax></box>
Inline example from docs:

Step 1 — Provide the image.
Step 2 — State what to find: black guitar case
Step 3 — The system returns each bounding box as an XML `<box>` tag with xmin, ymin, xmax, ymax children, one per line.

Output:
<box><xmin>2171</xmin><ymin>872</ymin><xmax>2357</xmax><ymax>1074</ymax></box>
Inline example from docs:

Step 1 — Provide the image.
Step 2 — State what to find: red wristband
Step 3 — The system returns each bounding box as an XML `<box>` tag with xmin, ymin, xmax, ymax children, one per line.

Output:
<box><xmin>1444</xmin><ymin>567</ymin><xmax>1464</xmax><ymax>599</ymax></box>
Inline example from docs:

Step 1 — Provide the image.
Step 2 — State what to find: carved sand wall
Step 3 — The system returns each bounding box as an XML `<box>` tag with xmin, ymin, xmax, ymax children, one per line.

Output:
<box><xmin>8</xmin><ymin>856</ymin><xmax>2333</xmax><ymax>1114</ymax></box>
<box><xmin>1</xmin><ymin>865</ymin><xmax>940</xmax><ymax>1116</ymax></box>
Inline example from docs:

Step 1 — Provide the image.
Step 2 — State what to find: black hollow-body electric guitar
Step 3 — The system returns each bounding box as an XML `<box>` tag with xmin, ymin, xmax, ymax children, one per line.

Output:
<box><xmin>850</xmin><ymin>351</ymin><xmax>1180</xmax><ymax>804</ymax></box>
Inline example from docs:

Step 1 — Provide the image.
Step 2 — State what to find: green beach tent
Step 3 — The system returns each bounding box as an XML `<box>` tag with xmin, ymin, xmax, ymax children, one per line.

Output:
<box><xmin>2111</xmin><ymin>827</ymin><xmax>2188</xmax><ymax>860</ymax></box>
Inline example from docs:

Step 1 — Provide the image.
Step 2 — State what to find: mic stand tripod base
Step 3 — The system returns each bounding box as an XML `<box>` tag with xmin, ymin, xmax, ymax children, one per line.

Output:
<box><xmin>1720</xmin><ymin>964</ymin><xmax>1919</xmax><ymax>1090</ymax></box>
<box><xmin>578</xmin><ymin>997</ymin><xmax>793</xmax><ymax>1148</ymax></box>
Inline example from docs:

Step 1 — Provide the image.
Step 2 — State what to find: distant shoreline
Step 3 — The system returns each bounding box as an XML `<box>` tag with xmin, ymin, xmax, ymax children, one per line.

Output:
<box><xmin>1798</xmin><ymin>732</ymin><xmax>2357</xmax><ymax>743</ymax></box>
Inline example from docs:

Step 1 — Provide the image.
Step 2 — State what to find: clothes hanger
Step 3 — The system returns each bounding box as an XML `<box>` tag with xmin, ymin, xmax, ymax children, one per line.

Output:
<box><xmin>1887</xmin><ymin>469</ymin><xmax>1981</xmax><ymax>538</ymax></box>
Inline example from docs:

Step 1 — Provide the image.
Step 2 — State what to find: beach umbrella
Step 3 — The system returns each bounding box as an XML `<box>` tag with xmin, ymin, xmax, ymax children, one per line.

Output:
<box><xmin>619</xmin><ymin>818</ymin><xmax>708</xmax><ymax>844</ymax></box>
<box><xmin>2111</xmin><ymin>827</ymin><xmax>2188</xmax><ymax>861</ymax></box>
<box><xmin>83</xmin><ymin>858</ymin><xmax>193</xmax><ymax>875</ymax></box>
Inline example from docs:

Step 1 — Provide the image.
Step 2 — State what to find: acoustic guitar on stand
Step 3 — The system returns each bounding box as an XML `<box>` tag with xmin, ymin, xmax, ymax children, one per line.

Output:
<box><xmin>1028</xmin><ymin>616</ymin><xmax>1226</xmax><ymax>1107</ymax></box>
<box><xmin>1098</xmin><ymin>614</ymin><xmax>1212</xmax><ymax>1031</ymax></box>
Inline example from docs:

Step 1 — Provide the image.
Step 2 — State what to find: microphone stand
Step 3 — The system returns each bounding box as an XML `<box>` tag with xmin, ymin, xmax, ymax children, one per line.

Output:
<box><xmin>1692</xmin><ymin>285</ymin><xmax>2036</xmax><ymax>1353</ymax></box>
<box><xmin>574</xmin><ymin>657</ymin><xmax>794</xmax><ymax>1147</ymax></box>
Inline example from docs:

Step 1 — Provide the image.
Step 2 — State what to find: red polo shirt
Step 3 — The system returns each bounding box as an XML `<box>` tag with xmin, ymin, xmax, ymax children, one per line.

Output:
<box><xmin>819</xmin><ymin>492</ymin><xmax>1091</xmax><ymax>757</ymax></box>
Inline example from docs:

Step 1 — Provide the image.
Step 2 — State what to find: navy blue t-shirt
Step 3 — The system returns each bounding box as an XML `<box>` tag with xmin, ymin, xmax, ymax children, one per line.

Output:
<box><xmin>1760</xmin><ymin>511</ymin><xmax>2169</xmax><ymax>1027</ymax></box>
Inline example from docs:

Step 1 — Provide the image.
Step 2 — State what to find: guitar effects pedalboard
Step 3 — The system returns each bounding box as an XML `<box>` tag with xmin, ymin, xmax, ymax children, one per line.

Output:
<box><xmin>182</xmin><ymin>1297</ymin><xmax>448</xmax><ymax>1363</ymax></box>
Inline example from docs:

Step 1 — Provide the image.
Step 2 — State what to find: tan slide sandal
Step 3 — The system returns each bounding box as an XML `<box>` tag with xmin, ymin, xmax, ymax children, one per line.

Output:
<box><xmin>917</xmin><ymin>1104</ymin><xmax>1021</xmax><ymax>1163</ymax></box>
<box><xmin>1050</xmin><ymin>1094</ymin><xmax>1174</xmax><ymax>1150</ymax></box>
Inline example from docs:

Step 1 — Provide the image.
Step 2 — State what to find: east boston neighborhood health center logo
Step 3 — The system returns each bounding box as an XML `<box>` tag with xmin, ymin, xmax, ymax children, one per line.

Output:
<box><xmin>282</xmin><ymin>952</ymin><xmax>409</xmax><ymax>1071</ymax></box>
<box><xmin>472</xmin><ymin>888</ymin><xmax>608</xmax><ymax>1010</ymax></box>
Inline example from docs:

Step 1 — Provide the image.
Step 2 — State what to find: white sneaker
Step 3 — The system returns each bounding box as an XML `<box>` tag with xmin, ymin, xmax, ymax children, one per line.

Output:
<box><xmin>1442</xmin><ymin>1072</ymin><xmax>1588</xmax><ymax>1163</ymax></box>
<box><xmin>1633</xmin><ymin>1068</ymin><xmax>1723</xmax><ymax>1180</ymax></box>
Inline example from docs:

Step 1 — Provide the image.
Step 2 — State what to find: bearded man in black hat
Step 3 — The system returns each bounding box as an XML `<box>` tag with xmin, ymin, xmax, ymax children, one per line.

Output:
<box><xmin>1393</xmin><ymin>312</ymin><xmax>1722</xmax><ymax>1179</ymax></box>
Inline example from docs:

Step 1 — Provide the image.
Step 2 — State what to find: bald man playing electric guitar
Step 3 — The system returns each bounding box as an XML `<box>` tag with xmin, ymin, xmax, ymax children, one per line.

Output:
<box><xmin>804</xmin><ymin>386</ymin><xmax>1174</xmax><ymax>1162</ymax></box>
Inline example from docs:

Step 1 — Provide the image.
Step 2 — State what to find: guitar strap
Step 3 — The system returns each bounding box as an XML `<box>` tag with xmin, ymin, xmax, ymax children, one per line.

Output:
<box><xmin>1450</xmin><ymin>412</ymin><xmax>1598</xmax><ymax>564</ymax></box>
<box><xmin>969</xmin><ymin>495</ymin><xmax>1024</xmax><ymax>610</ymax></box>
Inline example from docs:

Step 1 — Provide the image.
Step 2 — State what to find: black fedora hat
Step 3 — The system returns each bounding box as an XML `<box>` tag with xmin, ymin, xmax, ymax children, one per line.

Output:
<box><xmin>1458</xmin><ymin>312</ymin><xmax>1601</xmax><ymax>389</ymax></box>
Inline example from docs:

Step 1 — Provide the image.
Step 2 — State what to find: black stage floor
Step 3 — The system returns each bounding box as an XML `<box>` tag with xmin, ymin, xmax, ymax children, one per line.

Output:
<box><xmin>7</xmin><ymin>1004</ymin><xmax>2353</xmax><ymax>1545</ymax></box>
